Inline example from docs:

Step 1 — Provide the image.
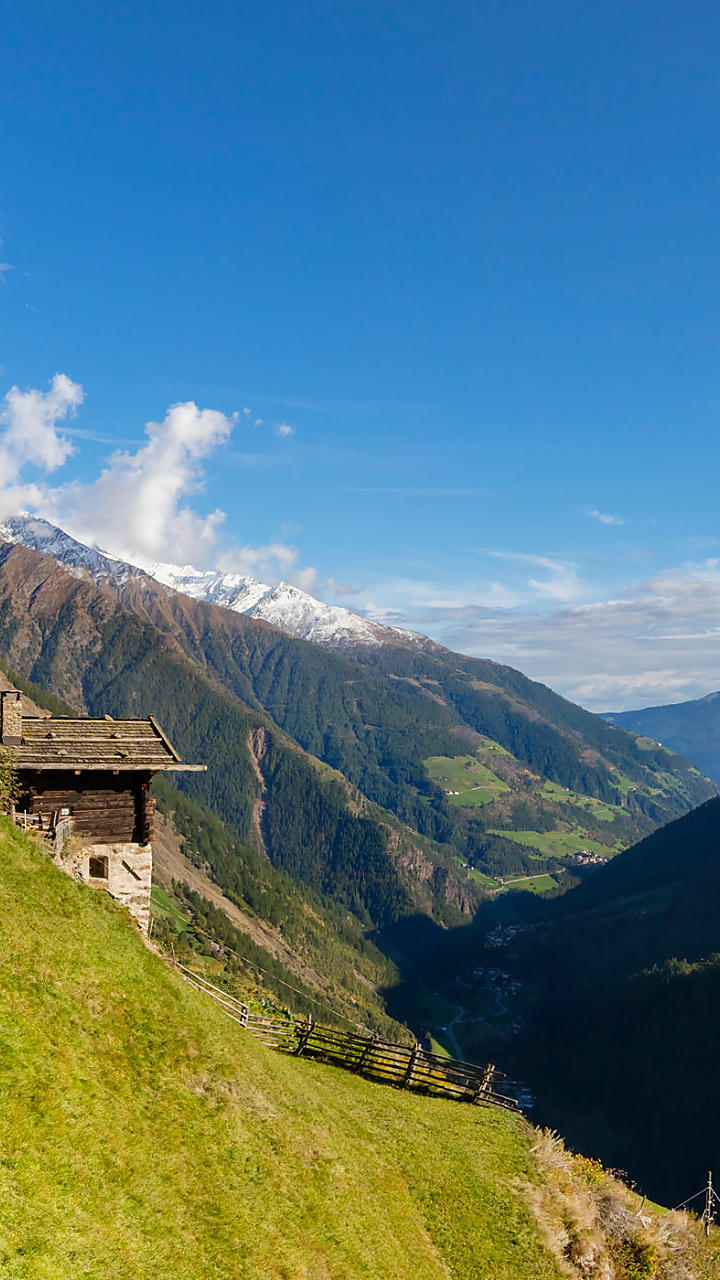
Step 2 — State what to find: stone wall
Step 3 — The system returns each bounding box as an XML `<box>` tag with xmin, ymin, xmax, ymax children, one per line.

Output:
<box><xmin>0</xmin><ymin>690</ymin><xmax>23</xmax><ymax>745</ymax></box>
<box><xmin>57</xmin><ymin>840</ymin><xmax>152</xmax><ymax>933</ymax></box>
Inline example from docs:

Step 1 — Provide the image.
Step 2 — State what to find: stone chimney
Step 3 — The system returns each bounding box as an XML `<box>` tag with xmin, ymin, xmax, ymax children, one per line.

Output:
<box><xmin>0</xmin><ymin>690</ymin><xmax>22</xmax><ymax>745</ymax></box>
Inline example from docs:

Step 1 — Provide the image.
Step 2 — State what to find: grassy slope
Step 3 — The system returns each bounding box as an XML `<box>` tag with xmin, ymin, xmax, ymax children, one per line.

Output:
<box><xmin>0</xmin><ymin>817</ymin><xmax>563</xmax><ymax>1280</ymax></box>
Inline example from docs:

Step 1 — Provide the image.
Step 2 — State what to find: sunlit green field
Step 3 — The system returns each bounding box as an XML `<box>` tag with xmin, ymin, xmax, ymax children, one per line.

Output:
<box><xmin>425</xmin><ymin>754</ymin><xmax>510</xmax><ymax>806</ymax></box>
<box><xmin>500</xmin><ymin>873</ymin><xmax>559</xmax><ymax>895</ymax></box>
<box><xmin>491</xmin><ymin>829</ymin><xmax>619</xmax><ymax>859</ymax></box>
<box><xmin>540</xmin><ymin>781</ymin><xmax>619</xmax><ymax>823</ymax></box>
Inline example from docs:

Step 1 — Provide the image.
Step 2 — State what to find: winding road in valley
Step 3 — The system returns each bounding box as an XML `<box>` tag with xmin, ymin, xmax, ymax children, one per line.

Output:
<box><xmin>434</xmin><ymin>976</ymin><xmax>509</xmax><ymax>1060</ymax></box>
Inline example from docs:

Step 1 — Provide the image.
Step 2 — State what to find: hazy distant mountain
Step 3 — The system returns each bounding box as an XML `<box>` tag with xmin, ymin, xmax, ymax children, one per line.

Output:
<box><xmin>604</xmin><ymin>691</ymin><xmax>720</xmax><ymax>783</ymax></box>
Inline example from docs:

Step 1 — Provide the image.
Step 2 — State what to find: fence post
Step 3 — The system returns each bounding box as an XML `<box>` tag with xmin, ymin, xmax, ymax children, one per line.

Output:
<box><xmin>240</xmin><ymin>1003</ymin><xmax>249</xmax><ymax>1029</ymax></box>
<box><xmin>472</xmin><ymin>1063</ymin><xmax>495</xmax><ymax>1104</ymax></box>
<box><xmin>355</xmin><ymin>1032</ymin><xmax>378</xmax><ymax>1073</ymax></box>
<box><xmin>402</xmin><ymin>1041</ymin><xmax>421</xmax><ymax>1089</ymax></box>
<box><xmin>295</xmin><ymin>1014</ymin><xmax>314</xmax><ymax>1056</ymax></box>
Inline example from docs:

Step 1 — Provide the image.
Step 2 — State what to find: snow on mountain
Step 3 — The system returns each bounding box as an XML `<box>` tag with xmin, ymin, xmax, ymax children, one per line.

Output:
<box><xmin>0</xmin><ymin>515</ymin><xmax>139</xmax><ymax>583</ymax></box>
<box><xmin>0</xmin><ymin>514</ymin><xmax>411</xmax><ymax>649</ymax></box>
<box><xmin>145</xmin><ymin>561</ymin><xmax>396</xmax><ymax>646</ymax></box>
<box><xmin>147</xmin><ymin>562</ymin><xmax>271</xmax><ymax>613</ymax></box>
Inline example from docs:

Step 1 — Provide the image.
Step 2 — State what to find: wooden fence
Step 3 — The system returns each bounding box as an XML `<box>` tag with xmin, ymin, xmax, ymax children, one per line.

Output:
<box><xmin>10</xmin><ymin>806</ymin><xmax>73</xmax><ymax>854</ymax></box>
<box><xmin>175</xmin><ymin>961</ymin><xmax>521</xmax><ymax>1112</ymax></box>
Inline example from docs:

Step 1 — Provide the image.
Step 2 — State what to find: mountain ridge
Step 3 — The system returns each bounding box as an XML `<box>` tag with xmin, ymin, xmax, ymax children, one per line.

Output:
<box><xmin>0</xmin><ymin>528</ymin><xmax>714</xmax><ymax>900</ymax></box>
<box><xmin>604</xmin><ymin>692</ymin><xmax>720</xmax><ymax>784</ymax></box>
<box><xmin>0</xmin><ymin>513</ymin><xmax>415</xmax><ymax>649</ymax></box>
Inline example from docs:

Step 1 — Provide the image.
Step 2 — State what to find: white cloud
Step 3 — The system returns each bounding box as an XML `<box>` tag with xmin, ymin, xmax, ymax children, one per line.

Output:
<box><xmin>217</xmin><ymin>542</ymin><xmax>300</xmax><ymax>578</ymax></box>
<box><xmin>362</xmin><ymin>559</ymin><xmax>720</xmax><ymax>711</ymax></box>
<box><xmin>242</xmin><ymin>407</ymin><xmax>252</xmax><ymax>416</ymax></box>
<box><xmin>585</xmin><ymin>507</ymin><xmax>626</xmax><ymax>526</ymax></box>
<box><xmin>42</xmin><ymin>401</ymin><xmax>238</xmax><ymax>566</ymax></box>
<box><xmin>0</xmin><ymin>376</ymin><xmax>303</xmax><ymax>581</ymax></box>
<box><xmin>0</xmin><ymin>263</ymin><xmax>12</xmax><ymax>279</ymax></box>
<box><xmin>274</xmin><ymin>422</ymin><xmax>295</xmax><ymax>438</ymax></box>
<box><xmin>291</xmin><ymin>567</ymin><xmax>319</xmax><ymax>592</ymax></box>
<box><xmin>0</xmin><ymin>374</ymin><xmax>82</xmax><ymax>479</ymax></box>
<box><xmin>0</xmin><ymin>374</ymin><xmax>83</xmax><ymax>518</ymax></box>
<box><xmin>483</xmin><ymin>550</ymin><xmax>583</xmax><ymax>604</ymax></box>
<box><xmin>324</xmin><ymin>577</ymin><xmax>358</xmax><ymax>596</ymax></box>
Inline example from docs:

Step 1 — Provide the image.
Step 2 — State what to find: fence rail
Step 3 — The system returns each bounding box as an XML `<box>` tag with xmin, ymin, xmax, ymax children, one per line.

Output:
<box><xmin>10</xmin><ymin>806</ymin><xmax>73</xmax><ymax>854</ymax></box>
<box><xmin>175</xmin><ymin>960</ymin><xmax>521</xmax><ymax>1112</ymax></box>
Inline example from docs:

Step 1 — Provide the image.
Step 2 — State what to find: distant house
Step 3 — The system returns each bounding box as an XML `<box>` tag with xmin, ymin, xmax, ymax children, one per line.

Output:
<box><xmin>0</xmin><ymin>680</ymin><xmax>204</xmax><ymax>932</ymax></box>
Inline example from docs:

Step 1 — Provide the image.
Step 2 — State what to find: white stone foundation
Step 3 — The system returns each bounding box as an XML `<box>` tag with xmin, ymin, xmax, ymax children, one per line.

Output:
<box><xmin>57</xmin><ymin>841</ymin><xmax>152</xmax><ymax>933</ymax></box>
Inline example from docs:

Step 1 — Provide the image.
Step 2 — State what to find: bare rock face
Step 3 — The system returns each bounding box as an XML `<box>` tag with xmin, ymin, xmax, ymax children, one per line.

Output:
<box><xmin>387</xmin><ymin>828</ymin><xmax>473</xmax><ymax>918</ymax></box>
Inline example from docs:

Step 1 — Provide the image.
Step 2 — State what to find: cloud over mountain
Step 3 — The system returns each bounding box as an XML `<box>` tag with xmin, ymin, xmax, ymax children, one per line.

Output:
<box><xmin>369</xmin><ymin>559</ymin><xmax>720</xmax><ymax>711</ymax></box>
<box><xmin>0</xmin><ymin>376</ymin><xmax>305</xmax><ymax>578</ymax></box>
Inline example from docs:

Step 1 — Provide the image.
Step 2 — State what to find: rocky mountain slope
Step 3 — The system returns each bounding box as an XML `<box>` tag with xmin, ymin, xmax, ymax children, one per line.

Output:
<box><xmin>0</xmin><ymin>513</ymin><xmax>404</xmax><ymax>647</ymax></box>
<box><xmin>605</xmin><ymin>692</ymin><xmax>720</xmax><ymax>784</ymax></box>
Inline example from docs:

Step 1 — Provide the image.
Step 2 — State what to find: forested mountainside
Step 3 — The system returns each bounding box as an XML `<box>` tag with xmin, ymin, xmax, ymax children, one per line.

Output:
<box><xmin>506</xmin><ymin>795</ymin><xmax>720</xmax><ymax>1205</ymax></box>
<box><xmin>606</xmin><ymin>692</ymin><xmax>720</xmax><ymax>785</ymax></box>
<box><xmin>0</xmin><ymin>545</ymin><xmax>477</xmax><ymax>931</ymax></box>
<box><xmin>2</xmin><ymin>816</ymin><xmax>715</xmax><ymax>1280</ymax></box>
<box><xmin>0</xmin><ymin>539</ymin><xmax>714</xmax><ymax>901</ymax></box>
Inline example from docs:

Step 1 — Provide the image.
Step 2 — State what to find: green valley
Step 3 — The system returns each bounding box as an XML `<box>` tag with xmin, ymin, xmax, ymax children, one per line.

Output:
<box><xmin>0</xmin><ymin>540</ymin><xmax>714</xmax><ymax>926</ymax></box>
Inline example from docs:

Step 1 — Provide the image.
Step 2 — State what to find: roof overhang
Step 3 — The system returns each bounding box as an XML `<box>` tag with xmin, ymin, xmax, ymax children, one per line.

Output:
<box><xmin>17</xmin><ymin>763</ymin><xmax>207</xmax><ymax>773</ymax></box>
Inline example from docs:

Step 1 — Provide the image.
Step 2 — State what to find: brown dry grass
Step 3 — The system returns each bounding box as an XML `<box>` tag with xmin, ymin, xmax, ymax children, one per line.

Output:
<box><xmin>528</xmin><ymin>1128</ymin><xmax>713</xmax><ymax>1279</ymax></box>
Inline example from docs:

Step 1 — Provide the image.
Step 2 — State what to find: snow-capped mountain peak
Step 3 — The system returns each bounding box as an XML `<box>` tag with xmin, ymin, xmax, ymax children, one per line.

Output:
<box><xmin>0</xmin><ymin>514</ymin><xmax>139</xmax><ymax>583</ymax></box>
<box><xmin>0</xmin><ymin>514</ymin><xmax>414</xmax><ymax>650</ymax></box>
<box><xmin>147</xmin><ymin>561</ymin><xmax>271</xmax><ymax>614</ymax></box>
<box><xmin>147</xmin><ymin>559</ymin><xmax>394</xmax><ymax>646</ymax></box>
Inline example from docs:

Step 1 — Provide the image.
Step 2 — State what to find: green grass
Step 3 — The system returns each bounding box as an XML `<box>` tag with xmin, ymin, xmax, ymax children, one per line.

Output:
<box><xmin>500</xmin><ymin>873</ymin><xmax>558</xmax><ymax>895</ymax></box>
<box><xmin>0</xmin><ymin>817</ymin><xmax>567</xmax><ymax>1280</ymax></box>
<box><xmin>424</xmin><ymin>754</ymin><xmax>510</xmax><ymax>807</ymax></box>
<box><xmin>540</xmin><ymin>781</ymin><xmax>619</xmax><ymax>823</ymax></box>
<box><xmin>491</xmin><ymin>829</ymin><xmax>619</xmax><ymax>859</ymax></box>
<box><xmin>453</xmin><ymin>858</ymin><xmax>497</xmax><ymax>887</ymax></box>
<box><xmin>610</xmin><ymin>769</ymin><xmax>636</xmax><ymax>797</ymax></box>
<box><xmin>150</xmin><ymin>883</ymin><xmax>192</xmax><ymax>932</ymax></box>
<box><xmin>474</xmin><ymin>735</ymin><xmax>515</xmax><ymax>758</ymax></box>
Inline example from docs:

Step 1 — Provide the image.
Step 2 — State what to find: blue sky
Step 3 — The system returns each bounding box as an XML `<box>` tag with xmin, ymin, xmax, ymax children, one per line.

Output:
<box><xmin>3</xmin><ymin>0</ymin><xmax>720</xmax><ymax>709</ymax></box>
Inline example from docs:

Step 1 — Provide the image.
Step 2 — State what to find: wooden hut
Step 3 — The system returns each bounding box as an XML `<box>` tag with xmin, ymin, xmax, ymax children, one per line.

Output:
<box><xmin>1</xmin><ymin>682</ymin><xmax>204</xmax><ymax>932</ymax></box>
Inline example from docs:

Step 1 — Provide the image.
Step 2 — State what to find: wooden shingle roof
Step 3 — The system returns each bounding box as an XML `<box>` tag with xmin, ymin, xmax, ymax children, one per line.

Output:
<box><xmin>16</xmin><ymin>714</ymin><xmax>204</xmax><ymax>773</ymax></box>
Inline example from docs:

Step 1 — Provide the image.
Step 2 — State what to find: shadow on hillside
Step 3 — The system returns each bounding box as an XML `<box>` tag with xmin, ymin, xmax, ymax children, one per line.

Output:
<box><xmin>373</xmin><ymin>893</ymin><xmax>546</xmax><ymax>1044</ymax></box>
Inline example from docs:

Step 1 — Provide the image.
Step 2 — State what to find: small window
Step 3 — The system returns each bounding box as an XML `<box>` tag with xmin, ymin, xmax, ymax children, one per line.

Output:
<box><xmin>89</xmin><ymin>855</ymin><xmax>109</xmax><ymax>880</ymax></box>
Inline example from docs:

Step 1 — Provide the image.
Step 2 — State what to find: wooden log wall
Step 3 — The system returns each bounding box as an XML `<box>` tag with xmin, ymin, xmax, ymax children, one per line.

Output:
<box><xmin>21</xmin><ymin>770</ymin><xmax>156</xmax><ymax>844</ymax></box>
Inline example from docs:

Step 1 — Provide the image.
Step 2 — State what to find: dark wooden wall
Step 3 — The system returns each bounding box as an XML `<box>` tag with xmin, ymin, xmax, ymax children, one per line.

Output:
<box><xmin>20</xmin><ymin>771</ymin><xmax>156</xmax><ymax>844</ymax></box>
